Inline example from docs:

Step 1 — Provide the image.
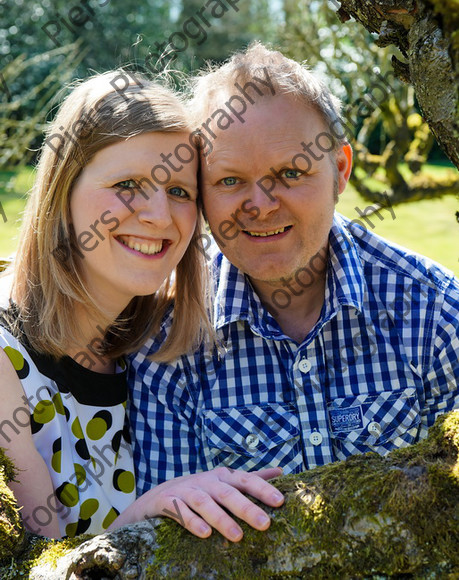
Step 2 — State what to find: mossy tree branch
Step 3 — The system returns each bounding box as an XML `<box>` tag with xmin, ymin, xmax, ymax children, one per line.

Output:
<box><xmin>1</xmin><ymin>411</ymin><xmax>458</xmax><ymax>579</ymax></box>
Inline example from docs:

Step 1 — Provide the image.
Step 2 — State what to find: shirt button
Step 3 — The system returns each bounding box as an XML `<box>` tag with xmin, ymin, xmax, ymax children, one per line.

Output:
<box><xmin>298</xmin><ymin>358</ymin><xmax>312</xmax><ymax>373</ymax></box>
<box><xmin>309</xmin><ymin>431</ymin><xmax>323</xmax><ymax>446</ymax></box>
<box><xmin>245</xmin><ymin>433</ymin><xmax>260</xmax><ymax>449</ymax></box>
<box><xmin>368</xmin><ymin>421</ymin><xmax>382</xmax><ymax>437</ymax></box>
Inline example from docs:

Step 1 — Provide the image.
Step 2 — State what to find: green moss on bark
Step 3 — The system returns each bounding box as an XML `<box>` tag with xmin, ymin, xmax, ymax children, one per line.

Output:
<box><xmin>0</xmin><ymin>448</ymin><xmax>26</xmax><ymax>561</ymax></box>
<box><xmin>2</xmin><ymin>413</ymin><xmax>458</xmax><ymax>578</ymax></box>
<box><xmin>147</xmin><ymin>412</ymin><xmax>459</xmax><ymax>579</ymax></box>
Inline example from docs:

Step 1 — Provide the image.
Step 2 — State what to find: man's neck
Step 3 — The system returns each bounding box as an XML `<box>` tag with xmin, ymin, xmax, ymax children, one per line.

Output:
<box><xmin>250</xmin><ymin>270</ymin><xmax>327</xmax><ymax>344</ymax></box>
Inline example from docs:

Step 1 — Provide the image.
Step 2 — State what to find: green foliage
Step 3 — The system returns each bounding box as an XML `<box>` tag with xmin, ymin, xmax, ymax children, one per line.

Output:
<box><xmin>0</xmin><ymin>43</ymin><xmax>85</xmax><ymax>167</ymax></box>
<box><xmin>0</xmin><ymin>0</ymin><xmax>279</xmax><ymax>167</ymax></box>
<box><xmin>277</xmin><ymin>0</ymin><xmax>459</xmax><ymax>203</ymax></box>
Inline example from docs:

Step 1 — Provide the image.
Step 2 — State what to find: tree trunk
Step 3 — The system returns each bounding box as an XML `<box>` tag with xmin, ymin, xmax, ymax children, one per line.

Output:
<box><xmin>335</xmin><ymin>0</ymin><xmax>459</xmax><ymax>170</ymax></box>
<box><xmin>2</xmin><ymin>411</ymin><xmax>458</xmax><ymax>579</ymax></box>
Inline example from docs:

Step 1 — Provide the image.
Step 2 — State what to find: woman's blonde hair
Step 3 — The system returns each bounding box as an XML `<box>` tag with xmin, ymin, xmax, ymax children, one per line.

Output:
<box><xmin>9</xmin><ymin>70</ymin><xmax>211</xmax><ymax>362</ymax></box>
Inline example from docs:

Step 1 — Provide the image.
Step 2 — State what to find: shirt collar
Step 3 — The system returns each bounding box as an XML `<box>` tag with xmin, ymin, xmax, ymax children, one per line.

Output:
<box><xmin>212</xmin><ymin>212</ymin><xmax>366</xmax><ymax>337</ymax></box>
<box><xmin>325</xmin><ymin>212</ymin><xmax>365</xmax><ymax>317</ymax></box>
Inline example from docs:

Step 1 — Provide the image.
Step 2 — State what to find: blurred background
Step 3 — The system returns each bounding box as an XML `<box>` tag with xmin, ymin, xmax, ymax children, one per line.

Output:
<box><xmin>0</xmin><ymin>0</ymin><xmax>458</xmax><ymax>273</ymax></box>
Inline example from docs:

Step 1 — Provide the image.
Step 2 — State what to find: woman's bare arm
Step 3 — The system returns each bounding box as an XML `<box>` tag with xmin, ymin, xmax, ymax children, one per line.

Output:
<box><xmin>0</xmin><ymin>347</ymin><xmax>61</xmax><ymax>538</ymax></box>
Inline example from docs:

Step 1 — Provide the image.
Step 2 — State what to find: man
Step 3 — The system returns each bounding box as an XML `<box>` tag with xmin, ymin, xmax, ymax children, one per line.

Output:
<box><xmin>129</xmin><ymin>43</ymin><xmax>459</xmax><ymax>497</ymax></box>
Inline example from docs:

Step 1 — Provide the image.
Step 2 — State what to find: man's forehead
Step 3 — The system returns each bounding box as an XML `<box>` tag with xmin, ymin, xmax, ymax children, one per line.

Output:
<box><xmin>202</xmin><ymin>91</ymin><xmax>315</xmax><ymax>123</ymax></box>
<box><xmin>199</xmin><ymin>94</ymin><xmax>327</xmax><ymax>167</ymax></box>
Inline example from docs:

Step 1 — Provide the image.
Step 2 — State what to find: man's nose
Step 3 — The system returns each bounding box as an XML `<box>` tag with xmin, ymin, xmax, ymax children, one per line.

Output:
<box><xmin>250</xmin><ymin>179</ymin><xmax>282</xmax><ymax>217</ymax></box>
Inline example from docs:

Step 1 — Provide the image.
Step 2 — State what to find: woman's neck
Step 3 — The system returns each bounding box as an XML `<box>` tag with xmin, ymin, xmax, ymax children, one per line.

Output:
<box><xmin>66</xmin><ymin>304</ymin><xmax>118</xmax><ymax>374</ymax></box>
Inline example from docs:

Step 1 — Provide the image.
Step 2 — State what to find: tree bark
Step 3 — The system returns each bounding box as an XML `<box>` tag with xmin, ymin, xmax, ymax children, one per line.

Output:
<box><xmin>1</xmin><ymin>411</ymin><xmax>458</xmax><ymax>579</ymax></box>
<box><xmin>335</xmin><ymin>0</ymin><xmax>459</xmax><ymax>170</ymax></box>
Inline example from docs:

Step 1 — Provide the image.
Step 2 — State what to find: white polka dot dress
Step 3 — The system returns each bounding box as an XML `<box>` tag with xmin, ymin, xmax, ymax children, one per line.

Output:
<box><xmin>0</xmin><ymin>313</ymin><xmax>136</xmax><ymax>538</ymax></box>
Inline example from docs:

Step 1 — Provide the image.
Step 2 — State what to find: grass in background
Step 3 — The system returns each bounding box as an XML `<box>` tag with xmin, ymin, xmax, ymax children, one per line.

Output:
<box><xmin>337</xmin><ymin>188</ymin><xmax>459</xmax><ymax>275</ymax></box>
<box><xmin>0</xmin><ymin>167</ymin><xmax>34</xmax><ymax>258</ymax></box>
<box><xmin>0</xmin><ymin>166</ymin><xmax>458</xmax><ymax>275</ymax></box>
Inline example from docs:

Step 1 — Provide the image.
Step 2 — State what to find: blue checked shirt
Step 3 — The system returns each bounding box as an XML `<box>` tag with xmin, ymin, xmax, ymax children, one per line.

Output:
<box><xmin>129</xmin><ymin>213</ymin><xmax>459</xmax><ymax>495</ymax></box>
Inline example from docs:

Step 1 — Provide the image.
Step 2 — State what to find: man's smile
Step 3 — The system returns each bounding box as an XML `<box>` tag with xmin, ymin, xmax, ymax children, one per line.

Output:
<box><xmin>243</xmin><ymin>225</ymin><xmax>293</xmax><ymax>238</ymax></box>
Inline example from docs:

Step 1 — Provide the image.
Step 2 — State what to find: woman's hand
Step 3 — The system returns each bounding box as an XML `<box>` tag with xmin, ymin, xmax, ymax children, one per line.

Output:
<box><xmin>109</xmin><ymin>466</ymin><xmax>284</xmax><ymax>542</ymax></box>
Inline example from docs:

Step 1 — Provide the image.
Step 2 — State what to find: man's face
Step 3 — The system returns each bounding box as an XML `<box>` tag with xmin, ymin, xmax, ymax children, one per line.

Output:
<box><xmin>201</xmin><ymin>95</ymin><xmax>352</xmax><ymax>292</ymax></box>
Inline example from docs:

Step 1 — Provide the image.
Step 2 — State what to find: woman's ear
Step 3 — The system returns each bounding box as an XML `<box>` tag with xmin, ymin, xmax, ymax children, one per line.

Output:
<box><xmin>336</xmin><ymin>143</ymin><xmax>353</xmax><ymax>195</ymax></box>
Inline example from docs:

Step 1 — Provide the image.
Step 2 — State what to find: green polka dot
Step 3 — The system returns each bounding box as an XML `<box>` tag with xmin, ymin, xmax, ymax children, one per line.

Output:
<box><xmin>3</xmin><ymin>346</ymin><xmax>30</xmax><ymax>379</ymax></box>
<box><xmin>65</xmin><ymin>522</ymin><xmax>78</xmax><ymax>538</ymax></box>
<box><xmin>73</xmin><ymin>463</ymin><xmax>86</xmax><ymax>486</ymax></box>
<box><xmin>51</xmin><ymin>450</ymin><xmax>61</xmax><ymax>473</ymax></box>
<box><xmin>71</xmin><ymin>417</ymin><xmax>84</xmax><ymax>439</ymax></box>
<box><xmin>79</xmin><ymin>498</ymin><xmax>99</xmax><ymax>520</ymax></box>
<box><xmin>4</xmin><ymin>346</ymin><xmax>24</xmax><ymax>370</ymax></box>
<box><xmin>113</xmin><ymin>470</ymin><xmax>135</xmax><ymax>494</ymax></box>
<box><xmin>56</xmin><ymin>482</ymin><xmax>79</xmax><ymax>507</ymax></box>
<box><xmin>51</xmin><ymin>439</ymin><xmax>62</xmax><ymax>473</ymax></box>
<box><xmin>102</xmin><ymin>507</ymin><xmax>119</xmax><ymax>529</ymax></box>
<box><xmin>86</xmin><ymin>417</ymin><xmax>108</xmax><ymax>440</ymax></box>
<box><xmin>33</xmin><ymin>400</ymin><xmax>55</xmax><ymax>424</ymax></box>
<box><xmin>52</xmin><ymin>392</ymin><xmax>65</xmax><ymax>415</ymax></box>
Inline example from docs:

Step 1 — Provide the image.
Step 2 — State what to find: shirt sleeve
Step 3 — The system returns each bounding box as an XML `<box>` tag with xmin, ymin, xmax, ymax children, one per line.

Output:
<box><xmin>127</xmin><ymin>346</ymin><xmax>205</xmax><ymax>496</ymax></box>
<box><xmin>421</xmin><ymin>275</ymin><xmax>459</xmax><ymax>426</ymax></box>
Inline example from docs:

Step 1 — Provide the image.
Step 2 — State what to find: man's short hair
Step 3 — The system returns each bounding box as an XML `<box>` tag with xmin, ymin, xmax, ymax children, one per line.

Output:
<box><xmin>189</xmin><ymin>41</ymin><xmax>348</xmax><ymax>150</ymax></box>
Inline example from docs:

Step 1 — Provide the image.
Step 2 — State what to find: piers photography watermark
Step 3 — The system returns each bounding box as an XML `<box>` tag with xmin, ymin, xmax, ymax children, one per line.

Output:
<box><xmin>0</xmin><ymin>203</ymin><xmax>7</xmax><ymax>224</ymax></box>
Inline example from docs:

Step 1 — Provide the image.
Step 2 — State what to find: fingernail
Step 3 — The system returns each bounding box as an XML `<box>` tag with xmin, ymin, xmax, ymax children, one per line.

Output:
<box><xmin>256</xmin><ymin>514</ymin><xmax>270</xmax><ymax>527</ymax></box>
<box><xmin>272</xmin><ymin>492</ymin><xmax>284</xmax><ymax>503</ymax></box>
<box><xmin>230</xmin><ymin>526</ymin><xmax>243</xmax><ymax>540</ymax></box>
<box><xmin>199</xmin><ymin>523</ymin><xmax>211</xmax><ymax>535</ymax></box>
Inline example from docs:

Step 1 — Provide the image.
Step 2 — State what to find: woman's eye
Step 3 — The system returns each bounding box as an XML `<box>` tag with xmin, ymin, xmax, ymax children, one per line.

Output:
<box><xmin>168</xmin><ymin>186</ymin><xmax>189</xmax><ymax>199</ymax></box>
<box><xmin>220</xmin><ymin>177</ymin><xmax>238</xmax><ymax>186</ymax></box>
<box><xmin>281</xmin><ymin>169</ymin><xmax>303</xmax><ymax>179</ymax></box>
<box><xmin>114</xmin><ymin>179</ymin><xmax>138</xmax><ymax>190</ymax></box>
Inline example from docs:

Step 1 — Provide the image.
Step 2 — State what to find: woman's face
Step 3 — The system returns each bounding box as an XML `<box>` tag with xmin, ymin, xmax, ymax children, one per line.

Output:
<box><xmin>69</xmin><ymin>131</ymin><xmax>198</xmax><ymax>314</ymax></box>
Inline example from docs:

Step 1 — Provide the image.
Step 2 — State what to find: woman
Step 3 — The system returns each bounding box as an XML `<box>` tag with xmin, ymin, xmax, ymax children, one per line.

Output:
<box><xmin>0</xmin><ymin>71</ymin><xmax>283</xmax><ymax>540</ymax></box>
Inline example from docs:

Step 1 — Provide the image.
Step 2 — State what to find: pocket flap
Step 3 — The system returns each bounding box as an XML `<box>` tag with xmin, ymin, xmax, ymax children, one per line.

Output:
<box><xmin>328</xmin><ymin>387</ymin><xmax>420</xmax><ymax>446</ymax></box>
<box><xmin>203</xmin><ymin>403</ymin><xmax>300</xmax><ymax>457</ymax></box>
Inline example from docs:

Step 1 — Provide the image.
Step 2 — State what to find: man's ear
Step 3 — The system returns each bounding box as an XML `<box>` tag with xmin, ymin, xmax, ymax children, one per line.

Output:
<box><xmin>336</xmin><ymin>143</ymin><xmax>353</xmax><ymax>195</ymax></box>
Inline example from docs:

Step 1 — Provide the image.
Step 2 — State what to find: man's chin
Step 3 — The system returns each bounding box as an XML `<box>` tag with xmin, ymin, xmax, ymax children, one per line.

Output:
<box><xmin>244</xmin><ymin>267</ymin><xmax>297</xmax><ymax>288</ymax></box>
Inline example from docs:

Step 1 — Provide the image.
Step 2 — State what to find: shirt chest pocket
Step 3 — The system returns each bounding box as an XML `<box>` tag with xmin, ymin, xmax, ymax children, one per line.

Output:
<box><xmin>328</xmin><ymin>386</ymin><xmax>422</xmax><ymax>460</ymax></box>
<box><xmin>202</xmin><ymin>403</ymin><xmax>302</xmax><ymax>471</ymax></box>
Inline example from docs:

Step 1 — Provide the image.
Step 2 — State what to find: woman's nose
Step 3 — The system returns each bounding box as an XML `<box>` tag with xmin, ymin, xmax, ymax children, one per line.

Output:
<box><xmin>137</xmin><ymin>188</ymin><xmax>173</xmax><ymax>230</ymax></box>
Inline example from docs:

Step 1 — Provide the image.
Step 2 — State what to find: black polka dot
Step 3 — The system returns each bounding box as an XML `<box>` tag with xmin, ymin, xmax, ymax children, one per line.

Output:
<box><xmin>29</xmin><ymin>414</ymin><xmax>43</xmax><ymax>435</ymax></box>
<box><xmin>112</xmin><ymin>430</ymin><xmax>122</xmax><ymax>454</ymax></box>
<box><xmin>74</xmin><ymin>517</ymin><xmax>91</xmax><ymax>535</ymax></box>
<box><xmin>16</xmin><ymin>358</ymin><xmax>30</xmax><ymax>380</ymax></box>
<box><xmin>95</xmin><ymin>410</ymin><xmax>112</xmax><ymax>430</ymax></box>
<box><xmin>122</xmin><ymin>420</ymin><xmax>132</xmax><ymax>444</ymax></box>
<box><xmin>75</xmin><ymin>438</ymin><xmax>91</xmax><ymax>460</ymax></box>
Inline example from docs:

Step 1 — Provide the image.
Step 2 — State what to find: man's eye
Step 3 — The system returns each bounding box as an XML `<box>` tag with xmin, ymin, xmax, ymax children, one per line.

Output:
<box><xmin>280</xmin><ymin>169</ymin><xmax>302</xmax><ymax>179</ymax></box>
<box><xmin>168</xmin><ymin>186</ymin><xmax>189</xmax><ymax>199</ymax></box>
<box><xmin>220</xmin><ymin>177</ymin><xmax>238</xmax><ymax>186</ymax></box>
<box><xmin>114</xmin><ymin>179</ymin><xmax>138</xmax><ymax>190</ymax></box>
